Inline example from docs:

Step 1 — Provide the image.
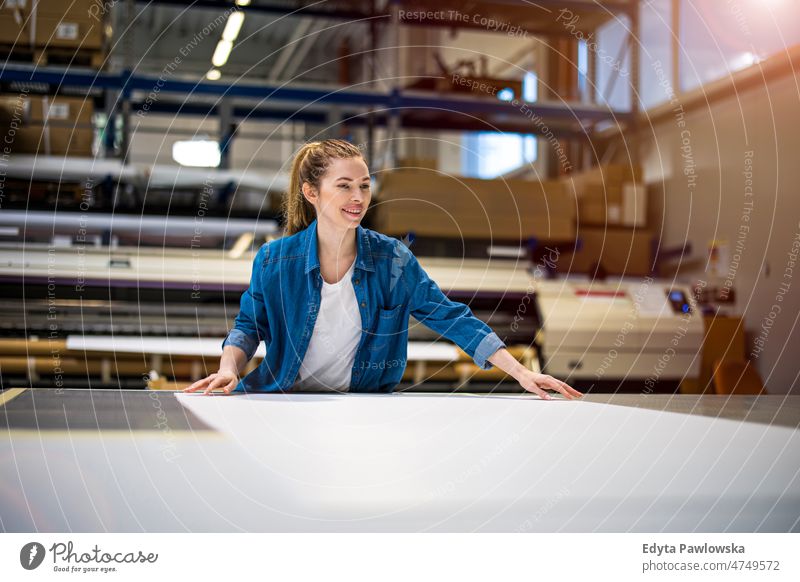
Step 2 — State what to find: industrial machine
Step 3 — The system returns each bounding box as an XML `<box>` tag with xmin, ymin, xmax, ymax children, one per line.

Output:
<box><xmin>536</xmin><ymin>279</ymin><xmax>703</xmax><ymax>391</ymax></box>
<box><xmin>0</xmin><ymin>237</ymin><xmax>701</xmax><ymax>392</ymax></box>
<box><xmin>0</xmin><ymin>244</ymin><xmax>539</xmax><ymax>390</ymax></box>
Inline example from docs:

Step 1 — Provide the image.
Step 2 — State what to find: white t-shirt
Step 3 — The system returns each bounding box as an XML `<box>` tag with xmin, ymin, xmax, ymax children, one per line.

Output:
<box><xmin>290</xmin><ymin>260</ymin><xmax>361</xmax><ymax>392</ymax></box>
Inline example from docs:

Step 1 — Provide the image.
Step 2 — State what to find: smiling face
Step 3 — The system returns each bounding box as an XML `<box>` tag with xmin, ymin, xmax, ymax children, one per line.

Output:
<box><xmin>302</xmin><ymin>156</ymin><xmax>371</xmax><ymax>230</ymax></box>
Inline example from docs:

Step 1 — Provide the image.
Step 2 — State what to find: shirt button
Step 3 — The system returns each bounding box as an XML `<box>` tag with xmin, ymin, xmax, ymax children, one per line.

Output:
<box><xmin>360</xmin><ymin>301</ymin><xmax>366</xmax><ymax>308</ymax></box>
<box><xmin>354</xmin><ymin>278</ymin><xmax>360</xmax><ymax>285</ymax></box>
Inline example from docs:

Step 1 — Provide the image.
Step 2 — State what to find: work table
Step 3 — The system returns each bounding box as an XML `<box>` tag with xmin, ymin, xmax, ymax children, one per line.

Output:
<box><xmin>2</xmin><ymin>388</ymin><xmax>798</xmax><ymax>532</ymax></box>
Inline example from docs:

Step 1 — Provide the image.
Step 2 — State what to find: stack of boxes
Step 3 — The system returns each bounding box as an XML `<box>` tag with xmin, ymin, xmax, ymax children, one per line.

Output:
<box><xmin>0</xmin><ymin>2</ymin><xmax>101</xmax><ymax>159</ymax></box>
<box><xmin>558</xmin><ymin>163</ymin><xmax>653</xmax><ymax>276</ymax></box>
<box><xmin>374</xmin><ymin>169</ymin><xmax>576</xmax><ymax>242</ymax></box>
<box><xmin>561</xmin><ymin>163</ymin><xmax>646</xmax><ymax>228</ymax></box>
<box><xmin>0</xmin><ymin>0</ymin><xmax>105</xmax><ymax>65</ymax></box>
<box><xmin>0</xmin><ymin>93</ymin><xmax>94</xmax><ymax>157</ymax></box>
<box><xmin>373</xmin><ymin>162</ymin><xmax>652</xmax><ymax>276</ymax></box>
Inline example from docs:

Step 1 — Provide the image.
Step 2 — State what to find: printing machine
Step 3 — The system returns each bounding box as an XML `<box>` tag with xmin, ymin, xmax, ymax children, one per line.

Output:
<box><xmin>536</xmin><ymin>278</ymin><xmax>703</xmax><ymax>391</ymax></box>
<box><xmin>0</xmin><ymin>243</ymin><xmax>539</xmax><ymax>389</ymax></box>
<box><xmin>0</xmin><ymin>241</ymin><xmax>701</xmax><ymax>392</ymax></box>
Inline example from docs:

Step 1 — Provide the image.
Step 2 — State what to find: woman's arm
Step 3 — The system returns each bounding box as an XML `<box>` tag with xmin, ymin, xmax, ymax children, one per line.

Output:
<box><xmin>401</xmin><ymin>247</ymin><xmax>505</xmax><ymax>369</ymax></box>
<box><xmin>219</xmin><ymin>243</ymin><xmax>271</xmax><ymax>360</ymax></box>
<box><xmin>220</xmin><ymin>344</ymin><xmax>249</xmax><ymax>376</ymax></box>
<box><xmin>184</xmin><ymin>243</ymin><xmax>270</xmax><ymax>395</ymax></box>
<box><xmin>398</xmin><ymin>242</ymin><xmax>581</xmax><ymax>400</ymax></box>
<box><xmin>487</xmin><ymin>348</ymin><xmax>583</xmax><ymax>400</ymax></box>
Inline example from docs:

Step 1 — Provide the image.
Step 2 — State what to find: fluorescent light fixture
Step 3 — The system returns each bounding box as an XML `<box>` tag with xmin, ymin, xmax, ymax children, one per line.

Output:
<box><xmin>206</xmin><ymin>68</ymin><xmax>221</xmax><ymax>80</ymax></box>
<box><xmin>212</xmin><ymin>39</ymin><xmax>233</xmax><ymax>67</ymax></box>
<box><xmin>222</xmin><ymin>11</ymin><xmax>245</xmax><ymax>42</ymax></box>
<box><xmin>235</xmin><ymin>0</ymin><xmax>251</xmax><ymax>5</ymax></box>
<box><xmin>172</xmin><ymin>140</ymin><xmax>221</xmax><ymax>168</ymax></box>
<box><xmin>228</xmin><ymin>232</ymin><xmax>255</xmax><ymax>259</ymax></box>
<box><xmin>497</xmin><ymin>87</ymin><xmax>514</xmax><ymax>102</ymax></box>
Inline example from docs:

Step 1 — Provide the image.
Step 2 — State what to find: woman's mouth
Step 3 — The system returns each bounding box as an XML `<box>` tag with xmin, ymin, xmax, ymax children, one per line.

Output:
<box><xmin>341</xmin><ymin>206</ymin><xmax>363</xmax><ymax>218</ymax></box>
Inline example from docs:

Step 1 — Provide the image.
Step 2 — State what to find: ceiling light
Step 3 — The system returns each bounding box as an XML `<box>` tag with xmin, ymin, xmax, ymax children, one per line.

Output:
<box><xmin>222</xmin><ymin>11</ymin><xmax>245</xmax><ymax>42</ymax></box>
<box><xmin>497</xmin><ymin>87</ymin><xmax>515</xmax><ymax>102</ymax></box>
<box><xmin>212</xmin><ymin>39</ymin><xmax>233</xmax><ymax>67</ymax></box>
<box><xmin>228</xmin><ymin>232</ymin><xmax>255</xmax><ymax>259</ymax></box>
<box><xmin>235</xmin><ymin>0</ymin><xmax>251</xmax><ymax>5</ymax></box>
<box><xmin>172</xmin><ymin>140</ymin><xmax>221</xmax><ymax>168</ymax></box>
<box><xmin>206</xmin><ymin>68</ymin><xmax>221</xmax><ymax>80</ymax></box>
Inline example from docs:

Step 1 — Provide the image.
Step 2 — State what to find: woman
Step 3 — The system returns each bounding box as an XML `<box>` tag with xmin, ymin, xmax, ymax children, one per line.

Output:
<box><xmin>184</xmin><ymin>139</ymin><xmax>581</xmax><ymax>400</ymax></box>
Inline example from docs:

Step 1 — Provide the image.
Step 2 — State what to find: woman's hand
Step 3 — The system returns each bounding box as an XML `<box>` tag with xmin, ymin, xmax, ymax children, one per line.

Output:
<box><xmin>487</xmin><ymin>348</ymin><xmax>582</xmax><ymax>400</ymax></box>
<box><xmin>515</xmin><ymin>369</ymin><xmax>583</xmax><ymax>400</ymax></box>
<box><xmin>182</xmin><ymin>369</ymin><xmax>239</xmax><ymax>395</ymax></box>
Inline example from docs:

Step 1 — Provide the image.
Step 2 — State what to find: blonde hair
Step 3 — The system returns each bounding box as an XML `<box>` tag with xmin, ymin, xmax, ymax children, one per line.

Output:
<box><xmin>282</xmin><ymin>139</ymin><xmax>366</xmax><ymax>235</ymax></box>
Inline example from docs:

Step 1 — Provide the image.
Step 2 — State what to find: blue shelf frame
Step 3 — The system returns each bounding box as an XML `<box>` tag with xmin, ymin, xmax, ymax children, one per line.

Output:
<box><xmin>0</xmin><ymin>64</ymin><xmax>634</xmax><ymax>133</ymax></box>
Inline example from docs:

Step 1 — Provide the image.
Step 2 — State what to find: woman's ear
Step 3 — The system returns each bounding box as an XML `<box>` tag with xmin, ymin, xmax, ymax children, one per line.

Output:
<box><xmin>301</xmin><ymin>182</ymin><xmax>317</xmax><ymax>206</ymax></box>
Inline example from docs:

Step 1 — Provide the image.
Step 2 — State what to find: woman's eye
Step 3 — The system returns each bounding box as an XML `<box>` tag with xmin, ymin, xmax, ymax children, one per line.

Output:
<box><xmin>337</xmin><ymin>183</ymin><xmax>349</xmax><ymax>189</ymax></box>
<box><xmin>360</xmin><ymin>184</ymin><xmax>370</xmax><ymax>190</ymax></box>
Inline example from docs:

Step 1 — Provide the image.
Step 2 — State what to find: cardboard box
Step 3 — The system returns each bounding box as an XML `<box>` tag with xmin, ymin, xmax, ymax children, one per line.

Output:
<box><xmin>1</xmin><ymin>93</ymin><xmax>94</xmax><ymax>125</ymax></box>
<box><xmin>38</xmin><ymin>126</ymin><xmax>94</xmax><ymax>155</ymax></box>
<box><xmin>0</xmin><ymin>0</ymin><xmax>29</xmax><ymax>15</ymax></box>
<box><xmin>607</xmin><ymin>203</ymin><xmax>621</xmax><ymax>223</ymax></box>
<box><xmin>0</xmin><ymin>94</ymin><xmax>28</xmax><ymax>117</ymax></box>
<box><xmin>0</xmin><ymin>94</ymin><xmax>94</xmax><ymax>156</ymax></box>
<box><xmin>580</xmin><ymin>183</ymin><xmax>623</xmax><ymax>203</ymax></box>
<box><xmin>395</xmin><ymin>157</ymin><xmax>438</xmax><ymax>171</ymax></box>
<box><xmin>35</xmin><ymin>16</ymin><xmax>103</xmax><ymax>49</ymax></box>
<box><xmin>0</xmin><ymin>1</ymin><xmax>104</xmax><ymax>49</ymax></box>
<box><xmin>578</xmin><ymin>201</ymin><xmax>609</xmax><ymax>225</ymax></box>
<box><xmin>622</xmin><ymin>181</ymin><xmax>647</xmax><ymax>227</ymax></box>
<box><xmin>27</xmin><ymin>94</ymin><xmax>94</xmax><ymax>124</ymax></box>
<box><xmin>557</xmin><ymin>226</ymin><xmax>654</xmax><ymax>276</ymax></box>
<box><xmin>375</xmin><ymin>170</ymin><xmax>575</xmax><ymax>240</ymax></box>
<box><xmin>1</xmin><ymin>0</ymin><xmax>101</xmax><ymax>21</ymax></box>
<box><xmin>10</xmin><ymin>125</ymin><xmax>94</xmax><ymax>156</ymax></box>
<box><xmin>561</xmin><ymin>164</ymin><xmax>644</xmax><ymax>227</ymax></box>
<box><xmin>0</xmin><ymin>12</ymin><xmax>28</xmax><ymax>45</ymax></box>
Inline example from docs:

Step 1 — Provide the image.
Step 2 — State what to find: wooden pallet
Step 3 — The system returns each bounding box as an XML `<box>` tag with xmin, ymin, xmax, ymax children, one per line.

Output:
<box><xmin>0</xmin><ymin>44</ymin><xmax>105</xmax><ymax>69</ymax></box>
<box><xmin>1</xmin><ymin>178</ymin><xmax>94</xmax><ymax>205</ymax></box>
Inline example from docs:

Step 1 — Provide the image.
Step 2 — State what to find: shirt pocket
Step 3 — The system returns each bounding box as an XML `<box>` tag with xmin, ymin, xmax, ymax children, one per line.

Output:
<box><xmin>368</xmin><ymin>304</ymin><xmax>405</xmax><ymax>352</ymax></box>
<box><xmin>378</xmin><ymin>304</ymin><xmax>403</xmax><ymax>319</ymax></box>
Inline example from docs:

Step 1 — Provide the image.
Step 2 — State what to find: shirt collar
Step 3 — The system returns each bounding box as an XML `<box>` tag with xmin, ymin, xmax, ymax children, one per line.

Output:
<box><xmin>303</xmin><ymin>217</ymin><xmax>375</xmax><ymax>274</ymax></box>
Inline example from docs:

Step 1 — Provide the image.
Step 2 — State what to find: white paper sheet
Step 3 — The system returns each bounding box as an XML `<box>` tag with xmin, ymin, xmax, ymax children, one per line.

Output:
<box><xmin>2</xmin><ymin>392</ymin><xmax>798</xmax><ymax>532</ymax></box>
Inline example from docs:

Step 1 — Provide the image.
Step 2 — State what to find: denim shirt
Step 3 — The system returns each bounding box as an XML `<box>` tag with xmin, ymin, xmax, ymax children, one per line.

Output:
<box><xmin>222</xmin><ymin>218</ymin><xmax>506</xmax><ymax>393</ymax></box>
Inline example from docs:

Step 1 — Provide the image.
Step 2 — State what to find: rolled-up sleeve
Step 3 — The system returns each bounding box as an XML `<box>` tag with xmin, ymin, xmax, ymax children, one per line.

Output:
<box><xmin>221</xmin><ymin>243</ymin><xmax>270</xmax><ymax>361</ymax></box>
<box><xmin>400</xmin><ymin>244</ymin><xmax>506</xmax><ymax>370</ymax></box>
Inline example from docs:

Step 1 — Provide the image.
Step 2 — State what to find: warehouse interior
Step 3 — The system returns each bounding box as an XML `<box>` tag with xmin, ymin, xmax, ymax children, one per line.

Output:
<box><xmin>2</xmin><ymin>0</ymin><xmax>799</xmax><ymax>395</ymax></box>
<box><xmin>1</xmin><ymin>0</ymin><xmax>799</xmax><ymax>534</ymax></box>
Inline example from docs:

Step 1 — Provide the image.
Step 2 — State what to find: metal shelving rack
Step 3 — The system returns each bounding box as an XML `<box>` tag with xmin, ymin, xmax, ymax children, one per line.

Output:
<box><xmin>0</xmin><ymin>0</ymin><xmax>640</xmax><ymax>167</ymax></box>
